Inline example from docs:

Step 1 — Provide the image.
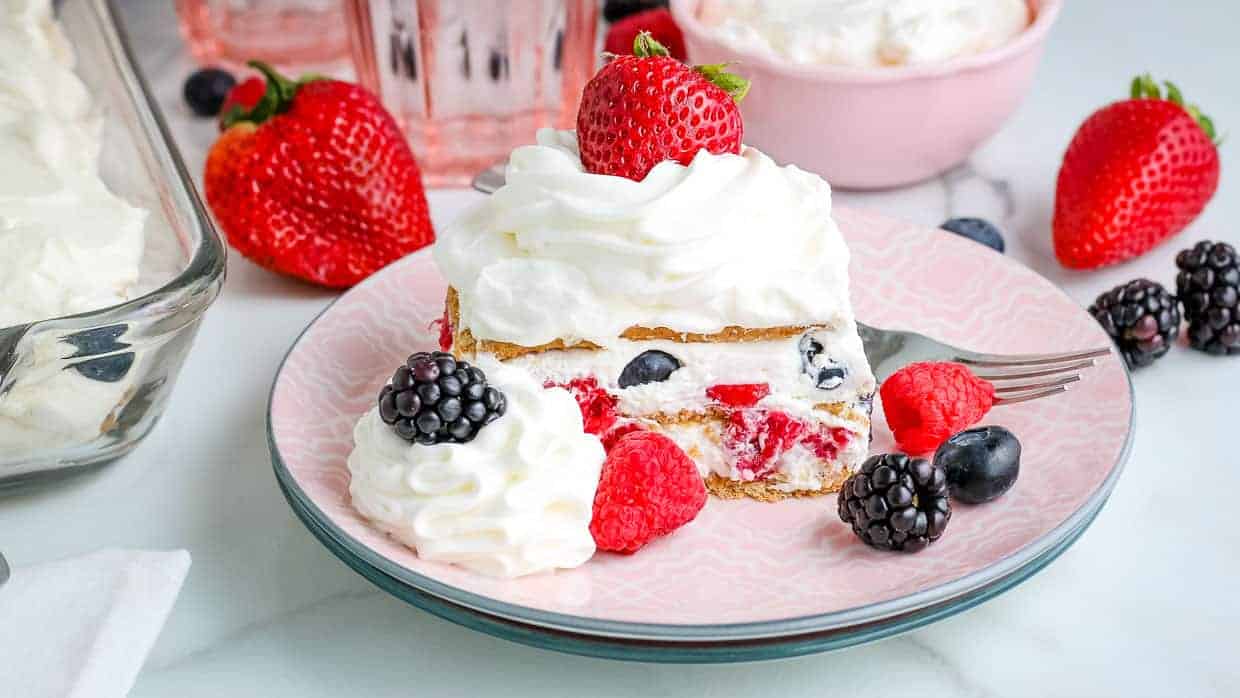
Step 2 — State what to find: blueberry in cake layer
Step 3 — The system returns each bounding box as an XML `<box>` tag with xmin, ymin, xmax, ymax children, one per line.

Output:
<box><xmin>434</xmin><ymin>129</ymin><xmax>876</xmax><ymax>501</ymax></box>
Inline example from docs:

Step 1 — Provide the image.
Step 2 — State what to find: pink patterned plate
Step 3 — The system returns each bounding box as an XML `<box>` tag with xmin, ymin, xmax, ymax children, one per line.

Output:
<box><xmin>269</xmin><ymin>206</ymin><xmax>1133</xmax><ymax>643</ymax></box>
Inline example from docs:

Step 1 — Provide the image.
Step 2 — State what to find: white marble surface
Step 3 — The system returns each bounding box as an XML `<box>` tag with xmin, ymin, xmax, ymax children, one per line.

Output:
<box><xmin>2</xmin><ymin>1</ymin><xmax>1239</xmax><ymax>695</ymax></box>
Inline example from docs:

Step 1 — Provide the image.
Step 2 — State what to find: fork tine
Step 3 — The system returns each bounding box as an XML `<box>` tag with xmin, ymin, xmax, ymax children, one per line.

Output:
<box><xmin>957</xmin><ymin>346</ymin><xmax>1112</xmax><ymax>368</ymax></box>
<box><xmin>993</xmin><ymin>385</ymin><xmax>1070</xmax><ymax>406</ymax></box>
<box><xmin>973</xmin><ymin>359</ymin><xmax>1096</xmax><ymax>382</ymax></box>
<box><xmin>993</xmin><ymin>374</ymin><xmax>1080</xmax><ymax>393</ymax></box>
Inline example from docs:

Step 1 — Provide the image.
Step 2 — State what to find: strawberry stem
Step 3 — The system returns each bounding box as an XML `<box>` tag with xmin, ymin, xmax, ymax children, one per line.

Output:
<box><xmin>220</xmin><ymin>61</ymin><xmax>323</xmax><ymax>129</ymax></box>
<box><xmin>1129</xmin><ymin>73</ymin><xmax>1219</xmax><ymax>143</ymax></box>
<box><xmin>632</xmin><ymin>31</ymin><xmax>670</xmax><ymax>58</ymax></box>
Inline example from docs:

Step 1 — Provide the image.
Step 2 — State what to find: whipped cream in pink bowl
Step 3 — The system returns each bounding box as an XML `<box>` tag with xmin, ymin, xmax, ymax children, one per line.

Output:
<box><xmin>670</xmin><ymin>0</ymin><xmax>1062</xmax><ymax>189</ymax></box>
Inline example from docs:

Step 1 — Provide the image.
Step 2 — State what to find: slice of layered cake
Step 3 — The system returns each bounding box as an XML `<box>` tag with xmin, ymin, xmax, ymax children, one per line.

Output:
<box><xmin>435</xmin><ymin>129</ymin><xmax>875</xmax><ymax>501</ymax></box>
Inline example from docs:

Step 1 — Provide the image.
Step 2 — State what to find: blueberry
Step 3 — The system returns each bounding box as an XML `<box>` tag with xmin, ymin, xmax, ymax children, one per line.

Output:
<box><xmin>618</xmin><ymin>350</ymin><xmax>681</xmax><ymax>388</ymax></box>
<box><xmin>63</xmin><ymin>325</ymin><xmax>129</xmax><ymax>356</ymax></box>
<box><xmin>183</xmin><ymin>68</ymin><xmax>237</xmax><ymax>117</ymax></box>
<box><xmin>934</xmin><ymin>426</ymin><xmax>1021</xmax><ymax>504</ymax></box>
<box><xmin>797</xmin><ymin>333</ymin><xmax>848</xmax><ymax>390</ymax></box>
<box><xmin>70</xmin><ymin>353</ymin><xmax>134</xmax><ymax>383</ymax></box>
<box><xmin>941</xmin><ymin>217</ymin><xmax>1005</xmax><ymax>253</ymax></box>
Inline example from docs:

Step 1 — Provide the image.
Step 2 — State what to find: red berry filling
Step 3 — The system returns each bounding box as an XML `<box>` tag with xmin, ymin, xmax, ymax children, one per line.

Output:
<box><xmin>721</xmin><ymin>410</ymin><xmax>854</xmax><ymax>481</ymax></box>
<box><xmin>432</xmin><ymin>306</ymin><xmax>453</xmax><ymax>352</ymax></box>
<box><xmin>705</xmin><ymin>383</ymin><xmax>770</xmax><ymax>408</ymax></box>
<box><xmin>545</xmin><ymin>376</ymin><xmax>618</xmax><ymax>436</ymax></box>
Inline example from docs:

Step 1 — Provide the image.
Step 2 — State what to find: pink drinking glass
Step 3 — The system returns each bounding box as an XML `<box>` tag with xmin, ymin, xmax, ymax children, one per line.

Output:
<box><xmin>344</xmin><ymin>0</ymin><xmax>599</xmax><ymax>187</ymax></box>
<box><xmin>175</xmin><ymin>0</ymin><xmax>351</xmax><ymax>70</ymax></box>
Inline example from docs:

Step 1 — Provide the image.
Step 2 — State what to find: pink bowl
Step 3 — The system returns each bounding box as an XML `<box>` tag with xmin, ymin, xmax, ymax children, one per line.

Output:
<box><xmin>670</xmin><ymin>0</ymin><xmax>1062</xmax><ymax>190</ymax></box>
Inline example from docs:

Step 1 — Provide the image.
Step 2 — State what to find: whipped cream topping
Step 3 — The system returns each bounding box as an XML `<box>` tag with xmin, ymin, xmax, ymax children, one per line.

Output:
<box><xmin>435</xmin><ymin>129</ymin><xmax>853</xmax><ymax>349</ymax></box>
<box><xmin>0</xmin><ymin>0</ymin><xmax>146</xmax><ymax>329</ymax></box>
<box><xmin>348</xmin><ymin>360</ymin><xmax>605</xmax><ymax>578</ymax></box>
<box><xmin>697</xmin><ymin>0</ymin><xmax>1030</xmax><ymax>68</ymax></box>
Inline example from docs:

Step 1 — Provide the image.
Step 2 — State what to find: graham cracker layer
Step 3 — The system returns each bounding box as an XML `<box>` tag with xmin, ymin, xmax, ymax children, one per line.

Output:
<box><xmin>447</xmin><ymin>287</ymin><xmax>816</xmax><ymax>360</ymax></box>
<box><xmin>705</xmin><ymin>471</ymin><xmax>851</xmax><ymax>502</ymax></box>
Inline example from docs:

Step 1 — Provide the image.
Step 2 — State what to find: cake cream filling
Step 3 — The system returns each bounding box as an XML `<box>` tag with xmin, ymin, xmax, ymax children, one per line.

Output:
<box><xmin>503</xmin><ymin>324</ymin><xmax>875</xmax><ymax>417</ymax></box>
<box><xmin>653</xmin><ymin>404</ymin><xmax>870</xmax><ymax>492</ymax></box>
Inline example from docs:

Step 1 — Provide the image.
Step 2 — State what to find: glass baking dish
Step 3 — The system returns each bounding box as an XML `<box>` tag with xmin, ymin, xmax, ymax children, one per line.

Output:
<box><xmin>0</xmin><ymin>0</ymin><xmax>226</xmax><ymax>485</ymax></box>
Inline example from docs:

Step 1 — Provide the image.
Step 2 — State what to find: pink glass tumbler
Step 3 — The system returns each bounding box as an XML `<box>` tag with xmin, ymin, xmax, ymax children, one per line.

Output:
<box><xmin>345</xmin><ymin>0</ymin><xmax>599</xmax><ymax>187</ymax></box>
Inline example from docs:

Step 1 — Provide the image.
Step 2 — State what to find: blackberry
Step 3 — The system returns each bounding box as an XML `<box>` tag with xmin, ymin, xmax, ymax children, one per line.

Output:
<box><xmin>1088</xmin><ymin>279</ymin><xmax>1180</xmax><ymax>368</ymax></box>
<box><xmin>1176</xmin><ymin>240</ymin><xmax>1240</xmax><ymax>355</ymax></box>
<box><xmin>378</xmin><ymin>351</ymin><xmax>506</xmax><ymax>445</ymax></box>
<box><xmin>837</xmin><ymin>453</ymin><xmax>951</xmax><ymax>553</ymax></box>
<box><xmin>183</xmin><ymin>68</ymin><xmax>236</xmax><ymax>117</ymax></box>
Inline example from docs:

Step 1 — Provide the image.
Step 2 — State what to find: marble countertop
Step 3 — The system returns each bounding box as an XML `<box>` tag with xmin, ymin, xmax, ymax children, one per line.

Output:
<box><xmin>3</xmin><ymin>1</ymin><xmax>1239</xmax><ymax>695</ymax></box>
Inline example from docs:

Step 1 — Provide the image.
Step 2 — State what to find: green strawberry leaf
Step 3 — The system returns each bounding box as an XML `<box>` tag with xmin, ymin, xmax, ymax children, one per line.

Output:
<box><xmin>1128</xmin><ymin>73</ymin><xmax>1219</xmax><ymax>145</ymax></box>
<box><xmin>694</xmin><ymin>63</ymin><xmax>751</xmax><ymax>103</ymax></box>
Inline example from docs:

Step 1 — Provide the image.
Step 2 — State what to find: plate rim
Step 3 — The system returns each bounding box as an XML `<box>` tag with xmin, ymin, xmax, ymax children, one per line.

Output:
<box><xmin>277</xmin><ymin>466</ymin><xmax>1111</xmax><ymax>661</ymax></box>
<box><xmin>268</xmin><ymin>223</ymin><xmax>1135</xmax><ymax>642</ymax></box>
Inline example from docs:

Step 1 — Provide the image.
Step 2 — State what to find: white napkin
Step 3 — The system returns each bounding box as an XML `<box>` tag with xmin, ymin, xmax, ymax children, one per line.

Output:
<box><xmin>0</xmin><ymin>549</ymin><xmax>191</xmax><ymax>698</ymax></box>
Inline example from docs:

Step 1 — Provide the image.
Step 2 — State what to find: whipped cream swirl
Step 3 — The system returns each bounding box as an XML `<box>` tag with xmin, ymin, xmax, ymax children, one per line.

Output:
<box><xmin>698</xmin><ymin>0</ymin><xmax>1030</xmax><ymax>68</ymax></box>
<box><xmin>348</xmin><ymin>360</ymin><xmax>604</xmax><ymax>578</ymax></box>
<box><xmin>435</xmin><ymin>129</ymin><xmax>853</xmax><ymax>348</ymax></box>
<box><xmin>0</xmin><ymin>0</ymin><xmax>146</xmax><ymax>329</ymax></box>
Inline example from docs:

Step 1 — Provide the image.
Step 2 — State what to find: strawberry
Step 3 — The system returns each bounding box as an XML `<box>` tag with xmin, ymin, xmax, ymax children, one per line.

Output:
<box><xmin>604</xmin><ymin>8</ymin><xmax>686</xmax><ymax>61</ymax></box>
<box><xmin>577</xmin><ymin>32</ymin><xmax>749</xmax><ymax>182</ymax></box>
<box><xmin>204</xmin><ymin>62</ymin><xmax>433</xmax><ymax>288</ymax></box>
<box><xmin>217</xmin><ymin>75</ymin><xmax>265</xmax><ymax>130</ymax></box>
<box><xmin>1053</xmin><ymin>74</ymin><xmax>1220</xmax><ymax>269</ymax></box>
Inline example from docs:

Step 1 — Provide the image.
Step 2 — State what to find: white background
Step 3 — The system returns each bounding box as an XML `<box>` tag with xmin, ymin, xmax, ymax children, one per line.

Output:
<box><xmin>2</xmin><ymin>1</ymin><xmax>1238</xmax><ymax>695</ymax></box>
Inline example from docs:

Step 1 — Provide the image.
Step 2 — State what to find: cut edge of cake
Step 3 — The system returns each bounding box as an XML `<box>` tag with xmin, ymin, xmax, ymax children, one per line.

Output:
<box><xmin>444</xmin><ymin>287</ymin><xmax>874</xmax><ymax>501</ymax></box>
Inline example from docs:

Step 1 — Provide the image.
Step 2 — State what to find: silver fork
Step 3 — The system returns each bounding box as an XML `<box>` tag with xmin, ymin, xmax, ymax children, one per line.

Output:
<box><xmin>857</xmin><ymin>324</ymin><xmax>1111</xmax><ymax>405</ymax></box>
<box><xmin>470</xmin><ymin>165</ymin><xmax>1113</xmax><ymax>405</ymax></box>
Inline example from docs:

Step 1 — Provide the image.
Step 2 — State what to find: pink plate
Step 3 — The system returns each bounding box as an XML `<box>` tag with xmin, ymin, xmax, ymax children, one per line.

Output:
<box><xmin>269</xmin><ymin>206</ymin><xmax>1133</xmax><ymax>642</ymax></box>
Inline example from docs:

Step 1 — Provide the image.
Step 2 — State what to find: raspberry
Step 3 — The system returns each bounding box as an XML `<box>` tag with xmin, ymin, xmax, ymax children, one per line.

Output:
<box><xmin>600</xmin><ymin>419</ymin><xmax>647</xmax><ymax>452</ymax></box>
<box><xmin>590</xmin><ymin>431</ymin><xmax>707</xmax><ymax>553</ymax></box>
<box><xmin>705</xmin><ymin>383</ymin><xmax>770</xmax><ymax>408</ymax></box>
<box><xmin>879</xmin><ymin>362</ymin><xmax>995</xmax><ymax>455</ymax></box>
<box><xmin>546</xmin><ymin>376</ymin><xmax>618</xmax><ymax>436</ymax></box>
<box><xmin>721</xmin><ymin>409</ymin><xmax>804</xmax><ymax>480</ymax></box>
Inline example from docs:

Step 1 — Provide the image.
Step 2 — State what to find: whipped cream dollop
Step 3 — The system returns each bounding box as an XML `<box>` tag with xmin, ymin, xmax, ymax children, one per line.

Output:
<box><xmin>436</xmin><ymin>129</ymin><xmax>853</xmax><ymax>348</ymax></box>
<box><xmin>697</xmin><ymin>0</ymin><xmax>1030</xmax><ymax>68</ymax></box>
<box><xmin>0</xmin><ymin>0</ymin><xmax>146</xmax><ymax>329</ymax></box>
<box><xmin>348</xmin><ymin>360</ymin><xmax>605</xmax><ymax>578</ymax></box>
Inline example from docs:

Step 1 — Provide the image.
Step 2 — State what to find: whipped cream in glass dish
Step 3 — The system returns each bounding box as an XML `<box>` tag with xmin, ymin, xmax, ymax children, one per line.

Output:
<box><xmin>0</xmin><ymin>0</ymin><xmax>224</xmax><ymax>481</ymax></box>
<box><xmin>348</xmin><ymin>360</ymin><xmax>605</xmax><ymax>578</ymax></box>
<box><xmin>0</xmin><ymin>0</ymin><xmax>147</xmax><ymax>328</ymax></box>
<box><xmin>696</xmin><ymin>0</ymin><xmax>1030</xmax><ymax>68</ymax></box>
<box><xmin>0</xmin><ymin>0</ymin><xmax>149</xmax><ymax>459</ymax></box>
